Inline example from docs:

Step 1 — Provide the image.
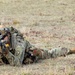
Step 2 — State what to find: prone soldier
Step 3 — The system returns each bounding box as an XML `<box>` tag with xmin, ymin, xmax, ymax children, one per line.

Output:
<box><xmin>0</xmin><ymin>26</ymin><xmax>74</xmax><ymax>66</ymax></box>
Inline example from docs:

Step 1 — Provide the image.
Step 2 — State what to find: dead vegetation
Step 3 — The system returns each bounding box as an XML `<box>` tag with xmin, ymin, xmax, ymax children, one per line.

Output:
<box><xmin>0</xmin><ymin>0</ymin><xmax>75</xmax><ymax>75</ymax></box>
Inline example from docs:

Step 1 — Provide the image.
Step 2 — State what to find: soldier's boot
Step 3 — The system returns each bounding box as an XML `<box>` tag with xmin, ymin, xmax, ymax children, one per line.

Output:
<box><xmin>68</xmin><ymin>48</ymin><xmax>75</xmax><ymax>54</ymax></box>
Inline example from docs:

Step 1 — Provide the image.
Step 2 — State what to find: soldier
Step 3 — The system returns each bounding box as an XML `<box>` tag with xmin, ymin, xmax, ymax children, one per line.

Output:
<box><xmin>0</xmin><ymin>26</ymin><xmax>74</xmax><ymax>66</ymax></box>
<box><xmin>0</xmin><ymin>26</ymin><xmax>32</xmax><ymax>66</ymax></box>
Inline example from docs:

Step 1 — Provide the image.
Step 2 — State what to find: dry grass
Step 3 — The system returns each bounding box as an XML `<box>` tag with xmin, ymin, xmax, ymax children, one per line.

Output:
<box><xmin>0</xmin><ymin>55</ymin><xmax>75</xmax><ymax>75</ymax></box>
<box><xmin>0</xmin><ymin>0</ymin><xmax>75</xmax><ymax>75</ymax></box>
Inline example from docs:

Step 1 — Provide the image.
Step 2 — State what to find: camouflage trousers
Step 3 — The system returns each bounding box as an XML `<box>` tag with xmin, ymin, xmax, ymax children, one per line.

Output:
<box><xmin>23</xmin><ymin>47</ymin><xmax>70</xmax><ymax>64</ymax></box>
<box><xmin>3</xmin><ymin>46</ymin><xmax>70</xmax><ymax>65</ymax></box>
<box><xmin>32</xmin><ymin>47</ymin><xmax>70</xmax><ymax>60</ymax></box>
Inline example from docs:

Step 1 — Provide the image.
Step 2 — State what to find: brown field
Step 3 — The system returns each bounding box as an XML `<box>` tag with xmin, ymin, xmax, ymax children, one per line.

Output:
<box><xmin>0</xmin><ymin>0</ymin><xmax>75</xmax><ymax>75</ymax></box>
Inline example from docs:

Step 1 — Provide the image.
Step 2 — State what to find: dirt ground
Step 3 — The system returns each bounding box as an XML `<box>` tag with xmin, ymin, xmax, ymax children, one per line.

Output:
<box><xmin>0</xmin><ymin>0</ymin><xmax>75</xmax><ymax>75</ymax></box>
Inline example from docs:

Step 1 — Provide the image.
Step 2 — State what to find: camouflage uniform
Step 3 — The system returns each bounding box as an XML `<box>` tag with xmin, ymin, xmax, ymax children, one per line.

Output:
<box><xmin>0</xmin><ymin>27</ymin><xmax>26</xmax><ymax>66</ymax></box>
<box><xmin>22</xmin><ymin>47</ymin><xmax>70</xmax><ymax>64</ymax></box>
<box><xmin>0</xmin><ymin>27</ymin><xmax>70</xmax><ymax>66</ymax></box>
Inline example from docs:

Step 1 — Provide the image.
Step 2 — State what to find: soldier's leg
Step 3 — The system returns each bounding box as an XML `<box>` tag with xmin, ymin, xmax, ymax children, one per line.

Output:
<box><xmin>44</xmin><ymin>47</ymin><xmax>70</xmax><ymax>58</ymax></box>
<box><xmin>32</xmin><ymin>48</ymin><xmax>52</xmax><ymax>60</ymax></box>
<box><xmin>32</xmin><ymin>47</ymin><xmax>69</xmax><ymax>60</ymax></box>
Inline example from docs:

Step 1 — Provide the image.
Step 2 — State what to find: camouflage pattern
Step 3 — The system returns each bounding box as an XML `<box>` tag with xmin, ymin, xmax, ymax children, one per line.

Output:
<box><xmin>0</xmin><ymin>26</ymin><xmax>71</xmax><ymax>66</ymax></box>
<box><xmin>0</xmin><ymin>27</ymin><xmax>25</xmax><ymax>66</ymax></box>
<box><xmin>30</xmin><ymin>47</ymin><xmax>69</xmax><ymax>60</ymax></box>
<box><xmin>48</xmin><ymin>47</ymin><xmax>70</xmax><ymax>58</ymax></box>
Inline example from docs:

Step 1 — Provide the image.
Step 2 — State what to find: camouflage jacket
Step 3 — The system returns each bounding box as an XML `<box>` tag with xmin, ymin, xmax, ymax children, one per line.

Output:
<box><xmin>0</xmin><ymin>27</ymin><xmax>31</xmax><ymax>66</ymax></box>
